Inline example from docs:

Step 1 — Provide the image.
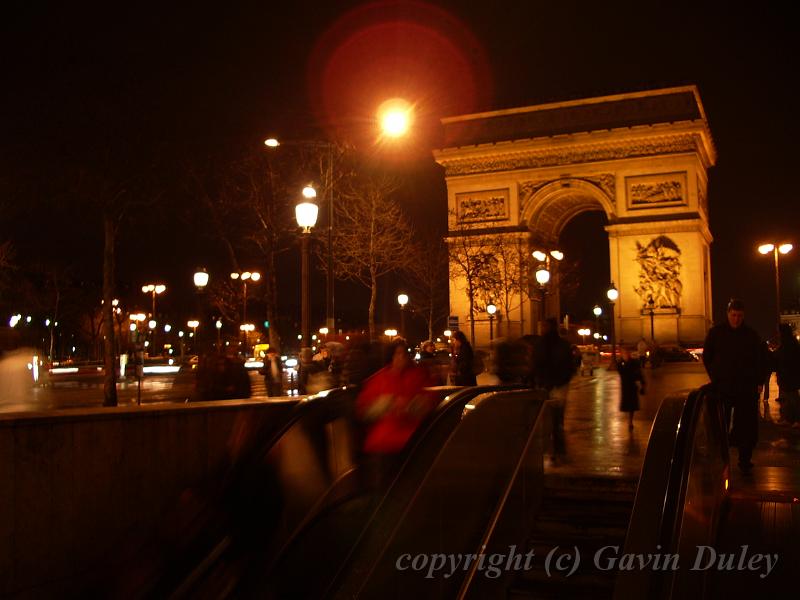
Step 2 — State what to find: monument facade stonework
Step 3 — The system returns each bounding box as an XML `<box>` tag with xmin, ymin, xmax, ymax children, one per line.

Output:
<box><xmin>434</xmin><ymin>86</ymin><xmax>716</xmax><ymax>347</ymax></box>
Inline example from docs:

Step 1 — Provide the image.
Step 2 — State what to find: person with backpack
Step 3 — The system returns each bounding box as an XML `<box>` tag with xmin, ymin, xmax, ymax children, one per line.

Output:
<box><xmin>533</xmin><ymin>318</ymin><xmax>576</xmax><ymax>462</ymax></box>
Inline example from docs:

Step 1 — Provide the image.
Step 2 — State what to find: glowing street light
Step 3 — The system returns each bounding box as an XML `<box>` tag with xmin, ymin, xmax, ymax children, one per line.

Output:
<box><xmin>296</xmin><ymin>192</ymin><xmax>319</xmax><ymax>369</ymax></box>
<box><xmin>486</xmin><ymin>302</ymin><xmax>497</xmax><ymax>345</ymax></box>
<box><xmin>607</xmin><ymin>283</ymin><xmax>619</xmax><ymax>367</ymax></box>
<box><xmin>758</xmin><ymin>242</ymin><xmax>793</xmax><ymax>329</ymax></box>
<box><xmin>378</xmin><ymin>98</ymin><xmax>413</xmax><ymax>138</ymax></box>
<box><xmin>230</xmin><ymin>270</ymin><xmax>261</xmax><ymax>327</ymax></box>
<box><xmin>397</xmin><ymin>293</ymin><xmax>409</xmax><ymax>339</ymax></box>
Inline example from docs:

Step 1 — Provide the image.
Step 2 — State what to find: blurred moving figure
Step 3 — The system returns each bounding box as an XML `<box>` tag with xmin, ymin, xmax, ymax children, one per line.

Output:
<box><xmin>491</xmin><ymin>338</ymin><xmax>528</xmax><ymax>384</ymax></box>
<box><xmin>533</xmin><ymin>319</ymin><xmax>576</xmax><ymax>461</ymax></box>
<box><xmin>195</xmin><ymin>352</ymin><xmax>251</xmax><ymax>401</ymax></box>
<box><xmin>260</xmin><ymin>346</ymin><xmax>283</xmax><ymax>397</ymax></box>
<box><xmin>356</xmin><ymin>339</ymin><xmax>436</xmax><ymax>487</ymax></box>
<box><xmin>773</xmin><ymin>323</ymin><xmax>800</xmax><ymax>425</ymax></box>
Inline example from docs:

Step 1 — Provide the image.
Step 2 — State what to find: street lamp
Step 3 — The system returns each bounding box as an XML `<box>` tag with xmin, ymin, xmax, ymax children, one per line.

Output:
<box><xmin>187</xmin><ymin>319</ymin><xmax>199</xmax><ymax>341</ymax></box>
<box><xmin>378</xmin><ymin>98</ymin><xmax>414</xmax><ymax>139</ymax></box>
<box><xmin>397</xmin><ymin>293</ymin><xmax>409</xmax><ymax>339</ymax></box>
<box><xmin>486</xmin><ymin>302</ymin><xmax>498</xmax><ymax>344</ymax></box>
<box><xmin>758</xmin><ymin>242</ymin><xmax>793</xmax><ymax>329</ymax></box>
<box><xmin>646</xmin><ymin>295</ymin><xmax>656</xmax><ymax>341</ymax></box>
<box><xmin>230</xmin><ymin>270</ymin><xmax>261</xmax><ymax>326</ymax></box>
<box><xmin>215</xmin><ymin>319</ymin><xmax>222</xmax><ymax>350</ymax></box>
<box><xmin>592</xmin><ymin>305</ymin><xmax>602</xmax><ymax>343</ymax></box>
<box><xmin>296</xmin><ymin>193</ymin><xmax>319</xmax><ymax>368</ymax></box>
<box><xmin>607</xmin><ymin>283</ymin><xmax>619</xmax><ymax>368</ymax></box>
<box><xmin>486</xmin><ymin>302</ymin><xmax>497</xmax><ymax>346</ymax></box>
<box><xmin>532</xmin><ymin>249</ymin><xmax>563</xmax><ymax>332</ymax></box>
<box><xmin>578</xmin><ymin>328</ymin><xmax>591</xmax><ymax>344</ymax></box>
<box><xmin>141</xmin><ymin>284</ymin><xmax>166</xmax><ymax>317</ymax></box>
<box><xmin>266</xmin><ymin>138</ymin><xmax>338</xmax><ymax>334</ymax></box>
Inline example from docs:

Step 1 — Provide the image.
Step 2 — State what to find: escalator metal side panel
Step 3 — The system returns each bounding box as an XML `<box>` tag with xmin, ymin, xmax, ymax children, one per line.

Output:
<box><xmin>336</xmin><ymin>388</ymin><xmax>544</xmax><ymax>600</ymax></box>
<box><xmin>614</xmin><ymin>391</ymin><xmax>690</xmax><ymax>600</ymax></box>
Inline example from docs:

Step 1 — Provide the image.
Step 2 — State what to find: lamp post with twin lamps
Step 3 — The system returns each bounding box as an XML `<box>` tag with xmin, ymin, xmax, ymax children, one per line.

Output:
<box><xmin>758</xmin><ymin>242</ymin><xmax>793</xmax><ymax>330</ymax></box>
<box><xmin>533</xmin><ymin>250</ymin><xmax>563</xmax><ymax>333</ymax></box>
<box><xmin>296</xmin><ymin>188</ymin><xmax>319</xmax><ymax>371</ymax></box>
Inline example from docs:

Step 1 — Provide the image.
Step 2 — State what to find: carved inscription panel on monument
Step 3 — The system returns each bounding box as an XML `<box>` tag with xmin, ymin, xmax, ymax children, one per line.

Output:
<box><xmin>456</xmin><ymin>189</ymin><xmax>510</xmax><ymax>223</ymax></box>
<box><xmin>625</xmin><ymin>172</ymin><xmax>688</xmax><ymax>210</ymax></box>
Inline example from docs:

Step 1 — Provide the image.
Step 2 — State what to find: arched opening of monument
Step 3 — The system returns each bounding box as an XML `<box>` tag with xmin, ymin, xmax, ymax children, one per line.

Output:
<box><xmin>558</xmin><ymin>210</ymin><xmax>610</xmax><ymax>326</ymax></box>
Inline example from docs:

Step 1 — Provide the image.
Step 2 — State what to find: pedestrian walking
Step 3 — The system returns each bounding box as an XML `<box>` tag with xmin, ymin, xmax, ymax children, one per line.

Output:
<box><xmin>533</xmin><ymin>318</ymin><xmax>576</xmax><ymax>462</ymax></box>
<box><xmin>261</xmin><ymin>346</ymin><xmax>284</xmax><ymax>397</ymax></box>
<box><xmin>772</xmin><ymin>323</ymin><xmax>800</xmax><ymax>424</ymax></box>
<box><xmin>450</xmin><ymin>330</ymin><xmax>477</xmax><ymax>386</ymax></box>
<box><xmin>617</xmin><ymin>347</ymin><xmax>645</xmax><ymax>431</ymax></box>
<box><xmin>702</xmin><ymin>298</ymin><xmax>770</xmax><ymax>472</ymax></box>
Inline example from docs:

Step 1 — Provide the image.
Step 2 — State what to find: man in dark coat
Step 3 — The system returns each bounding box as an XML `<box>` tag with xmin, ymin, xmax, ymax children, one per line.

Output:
<box><xmin>702</xmin><ymin>298</ymin><xmax>770</xmax><ymax>472</ymax></box>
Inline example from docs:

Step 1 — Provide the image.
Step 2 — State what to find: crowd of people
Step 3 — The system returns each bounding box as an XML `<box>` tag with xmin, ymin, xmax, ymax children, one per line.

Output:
<box><xmin>194</xmin><ymin>297</ymin><xmax>800</xmax><ymax>475</ymax></box>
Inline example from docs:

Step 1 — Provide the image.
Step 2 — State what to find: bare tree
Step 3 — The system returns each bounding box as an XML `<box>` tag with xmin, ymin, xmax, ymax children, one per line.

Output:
<box><xmin>447</xmin><ymin>214</ymin><xmax>500</xmax><ymax>345</ymax></box>
<box><xmin>407</xmin><ymin>233</ymin><xmax>450</xmax><ymax>342</ymax></box>
<box><xmin>487</xmin><ymin>234</ymin><xmax>532</xmax><ymax>337</ymax></box>
<box><xmin>330</xmin><ymin>171</ymin><xmax>414</xmax><ymax>339</ymax></box>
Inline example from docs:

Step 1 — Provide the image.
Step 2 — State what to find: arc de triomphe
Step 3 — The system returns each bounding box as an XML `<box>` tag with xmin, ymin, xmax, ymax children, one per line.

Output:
<box><xmin>434</xmin><ymin>86</ymin><xmax>716</xmax><ymax>347</ymax></box>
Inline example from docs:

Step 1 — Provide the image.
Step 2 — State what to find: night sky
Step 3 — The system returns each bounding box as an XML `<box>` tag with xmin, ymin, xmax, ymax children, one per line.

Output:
<box><xmin>1</xmin><ymin>1</ymin><xmax>797</xmax><ymax>342</ymax></box>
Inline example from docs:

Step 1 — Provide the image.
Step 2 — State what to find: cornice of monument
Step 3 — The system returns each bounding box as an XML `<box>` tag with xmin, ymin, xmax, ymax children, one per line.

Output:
<box><xmin>434</xmin><ymin>122</ymin><xmax>716</xmax><ymax>177</ymax></box>
<box><xmin>605</xmin><ymin>217</ymin><xmax>713</xmax><ymax>244</ymax></box>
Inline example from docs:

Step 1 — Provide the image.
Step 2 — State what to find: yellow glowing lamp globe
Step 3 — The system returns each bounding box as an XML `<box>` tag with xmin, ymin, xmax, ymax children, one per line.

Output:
<box><xmin>607</xmin><ymin>285</ymin><xmax>619</xmax><ymax>302</ymax></box>
<box><xmin>193</xmin><ymin>270</ymin><xmax>209</xmax><ymax>288</ymax></box>
<box><xmin>378</xmin><ymin>98</ymin><xmax>413</xmax><ymax>138</ymax></box>
<box><xmin>296</xmin><ymin>202</ymin><xmax>319</xmax><ymax>229</ymax></box>
<box><xmin>535</xmin><ymin>268</ymin><xmax>551</xmax><ymax>285</ymax></box>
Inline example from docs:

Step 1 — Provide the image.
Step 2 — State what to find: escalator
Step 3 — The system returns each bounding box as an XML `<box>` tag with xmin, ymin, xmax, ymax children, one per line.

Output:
<box><xmin>131</xmin><ymin>384</ymin><xmax>516</xmax><ymax>599</ymax></box>
<box><xmin>122</xmin><ymin>382</ymin><xmax>732</xmax><ymax>599</ymax></box>
<box><xmin>506</xmin><ymin>475</ymin><xmax>637</xmax><ymax>599</ymax></box>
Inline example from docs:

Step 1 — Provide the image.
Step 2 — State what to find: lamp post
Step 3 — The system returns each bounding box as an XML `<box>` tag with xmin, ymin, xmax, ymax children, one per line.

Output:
<box><xmin>193</xmin><ymin>268</ymin><xmax>209</xmax><ymax>353</ymax></box>
<box><xmin>187</xmin><ymin>320</ymin><xmax>199</xmax><ymax>353</ymax></box>
<box><xmin>230</xmin><ymin>270</ymin><xmax>261</xmax><ymax>327</ymax></box>
<box><xmin>266</xmin><ymin>138</ymin><xmax>337</xmax><ymax>333</ymax></box>
<box><xmin>142</xmin><ymin>284</ymin><xmax>165</xmax><ymax>356</ymax></box>
<box><xmin>486</xmin><ymin>302</ymin><xmax>497</xmax><ymax>346</ymax></box>
<box><xmin>215</xmin><ymin>319</ymin><xmax>222</xmax><ymax>350</ymax></box>
<box><xmin>397</xmin><ymin>293</ymin><xmax>409</xmax><ymax>339</ymax></box>
<box><xmin>758</xmin><ymin>242</ymin><xmax>793</xmax><ymax>330</ymax></box>
<box><xmin>296</xmin><ymin>190</ymin><xmax>319</xmax><ymax>371</ymax></box>
<box><xmin>592</xmin><ymin>305</ymin><xmax>602</xmax><ymax>345</ymax></box>
<box><xmin>532</xmin><ymin>249</ymin><xmax>564</xmax><ymax>332</ymax></box>
<box><xmin>647</xmin><ymin>295</ymin><xmax>656</xmax><ymax>341</ymax></box>
<box><xmin>607</xmin><ymin>283</ymin><xmax>619</xmax><ymax>368</ymax></box>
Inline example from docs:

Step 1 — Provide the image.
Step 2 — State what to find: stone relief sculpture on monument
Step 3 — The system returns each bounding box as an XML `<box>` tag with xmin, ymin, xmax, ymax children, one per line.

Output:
<box><xmin>634</xmin><ymin>235</ymin><xmax>683</xmax><ymax>310</ymax></box>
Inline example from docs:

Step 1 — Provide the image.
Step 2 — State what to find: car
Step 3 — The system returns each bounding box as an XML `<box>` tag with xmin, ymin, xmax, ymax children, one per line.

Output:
<box><xmin>652</xmin><ymin>345</ymin><xmax>699</xmax><ymax>364</ymax></box>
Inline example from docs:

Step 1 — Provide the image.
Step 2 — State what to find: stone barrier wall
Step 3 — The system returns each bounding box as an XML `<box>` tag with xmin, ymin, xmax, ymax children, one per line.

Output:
<box><xmin>0</xmin><ymin>399</ymin><xmax>296</xmax><ymax>597</ymax></box>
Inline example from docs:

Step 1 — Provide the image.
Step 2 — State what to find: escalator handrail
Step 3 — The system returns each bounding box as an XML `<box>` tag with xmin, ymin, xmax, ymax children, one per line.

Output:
<box><xmin>456</xmin><ymin>387</ymin><xmax>547</xmax><ymax>599</ymax></box>
<box><xmin>338</xmin><ymin>387</ymin><xmax>542</xmax><ymax>599</ymax></box>
<box><xmin>261</xmin><ymin>385</ymin><xmax>463</xmax><ymax>577</ymax></box>
<box><xmin>322</xmin><ymin>385</ymin><xmax>525</xmax><ymax>598</ymax></box>
<box><xmin>616</xmin><ymin>384</ymin><xmax>728</xmax><ymax>599</ymax></box>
